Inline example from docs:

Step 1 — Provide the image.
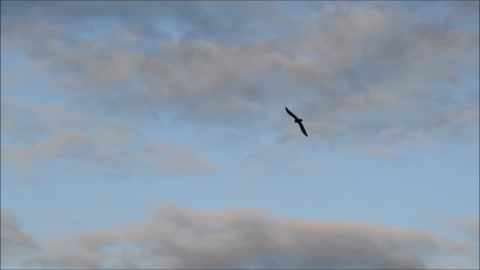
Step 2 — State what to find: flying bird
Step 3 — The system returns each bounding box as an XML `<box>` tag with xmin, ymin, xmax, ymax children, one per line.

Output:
<box><xmin>285</xmin><ymin>107</ymin><xmax>308</xmax><ymax>137</ymax></box>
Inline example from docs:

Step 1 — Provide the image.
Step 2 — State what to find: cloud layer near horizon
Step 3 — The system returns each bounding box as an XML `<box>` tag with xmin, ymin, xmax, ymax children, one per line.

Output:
<box><xmin>1</xmin><ymin>206</ymin><xmax>478</xmax><ymax>269</ymax></box>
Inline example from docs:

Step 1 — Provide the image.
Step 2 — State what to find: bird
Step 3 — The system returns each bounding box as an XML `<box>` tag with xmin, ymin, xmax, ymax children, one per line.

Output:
<box><xmin>285</xmin><ymin>107</ymin><xmax>308</xmax><ymax>137</ymax></box>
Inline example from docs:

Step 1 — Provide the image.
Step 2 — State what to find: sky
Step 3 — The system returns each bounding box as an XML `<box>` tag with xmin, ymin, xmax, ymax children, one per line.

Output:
<box><xmin>1</xmin><ymin>1</ymin><xmax>479</xmax><ymax>269</ymax></box>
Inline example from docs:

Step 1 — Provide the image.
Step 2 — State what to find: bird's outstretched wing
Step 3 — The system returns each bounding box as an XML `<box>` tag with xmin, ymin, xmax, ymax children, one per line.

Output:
<box><xmin>298</xmin><ymin>122</ymin><xmax>308</xmax><ymax>137</ymax></box>
<box><xmin>285</xmin><ymin>107</ymin><xmax>298</xmax><ymax>120</ymax></box>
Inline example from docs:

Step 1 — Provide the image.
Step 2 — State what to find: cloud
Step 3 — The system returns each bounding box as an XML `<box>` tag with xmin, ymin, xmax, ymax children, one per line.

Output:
<box><xmin>427</xmin><ymin>216</ymin><xmax>480</xmax><ymax>269</ymax></box>
<box><xmin>442</xmin><ymin>216</ymin><xmax>480</xmax><ymax>242</ymax></box>
<box><xmin>10</xmin><ymin>204</ymin><xmax>477</xmax><ymax>269</ymax></box>
<box><xmin>1</xmin><ymin>210</ymin><xmax>37</xmax><ymax>265</ymax></box>
<box><xmin>1</xmin><ymin>97</ymin><xmax>217</xmax><ymax>178</ymax></box>
<box><xmin>1</xmin><ymin>2</ymin><xmax>478</xmax><ymax>153</ymax></box>
<box><xmin>0</xmin><ymin>1</ymin><xmax>296</xmax><ymax>44</ymax></box>
<box><xmin>458</xmin><ymin>217</ymin><xmax>480</xmax><ymax>241</ymax></box>
<box><xmin>148</xmin><ymin>143</ymin><xmax>218</xmax><ymax>175</ymax></box>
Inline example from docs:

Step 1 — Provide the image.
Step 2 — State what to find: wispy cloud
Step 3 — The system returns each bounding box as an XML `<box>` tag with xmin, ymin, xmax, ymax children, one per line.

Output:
<box><xmin>1</xmin><ymin>97</ymin><xmax>217</xmax><ymax>179</ymax></box>
<box><xmin>440</xmin><ymin>216</ymin><xmax>480</xmax><ymax>242</ymax></box>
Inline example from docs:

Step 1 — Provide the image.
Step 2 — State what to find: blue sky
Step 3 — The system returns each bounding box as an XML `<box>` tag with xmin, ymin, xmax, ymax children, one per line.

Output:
<box><xmin>1</xmin><ymin>1</ymin><xmax>479</xmax><ymax>269</ymax></box>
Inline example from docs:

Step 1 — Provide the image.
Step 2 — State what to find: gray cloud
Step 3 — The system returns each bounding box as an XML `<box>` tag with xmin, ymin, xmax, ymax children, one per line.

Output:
<box><xmin>443</xmin><ymin>216</ymin><xmax>480</xmax><ymax>242</ymax></box>
<box><xmin>428</xmin><ymin>216</ymin><xmax>480</xmax><ymax>269</ymax></box>
<box><xmin>1</xmin><ymin>2</ymin><xmax>478</xmax><ymax>154</ymax></box>
<box><xmin>459</xmin><ymin>217</ymin><xmax>480</xmax><ymax>241</ymax></box>
<box><xmin>1</xmin><ymin>210</ymin><xmax>37</xmax><ymax>265</ymax></box>
<box><xmin>16</xmin><ymin>204</ymin><xmax>478</xmax><ymax>269</ymax></box>
<box><xmin>0</xmin><ymin>1</ymin><xmax>297</xmax><ymax>44</ymax></box>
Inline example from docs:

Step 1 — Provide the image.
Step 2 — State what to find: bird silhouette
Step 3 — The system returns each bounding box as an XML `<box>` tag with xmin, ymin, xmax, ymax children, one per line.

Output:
<box><xmin>285</xmin><ymin>107</ymin><xmax>308</xmax><ymax>137</ymax></box>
